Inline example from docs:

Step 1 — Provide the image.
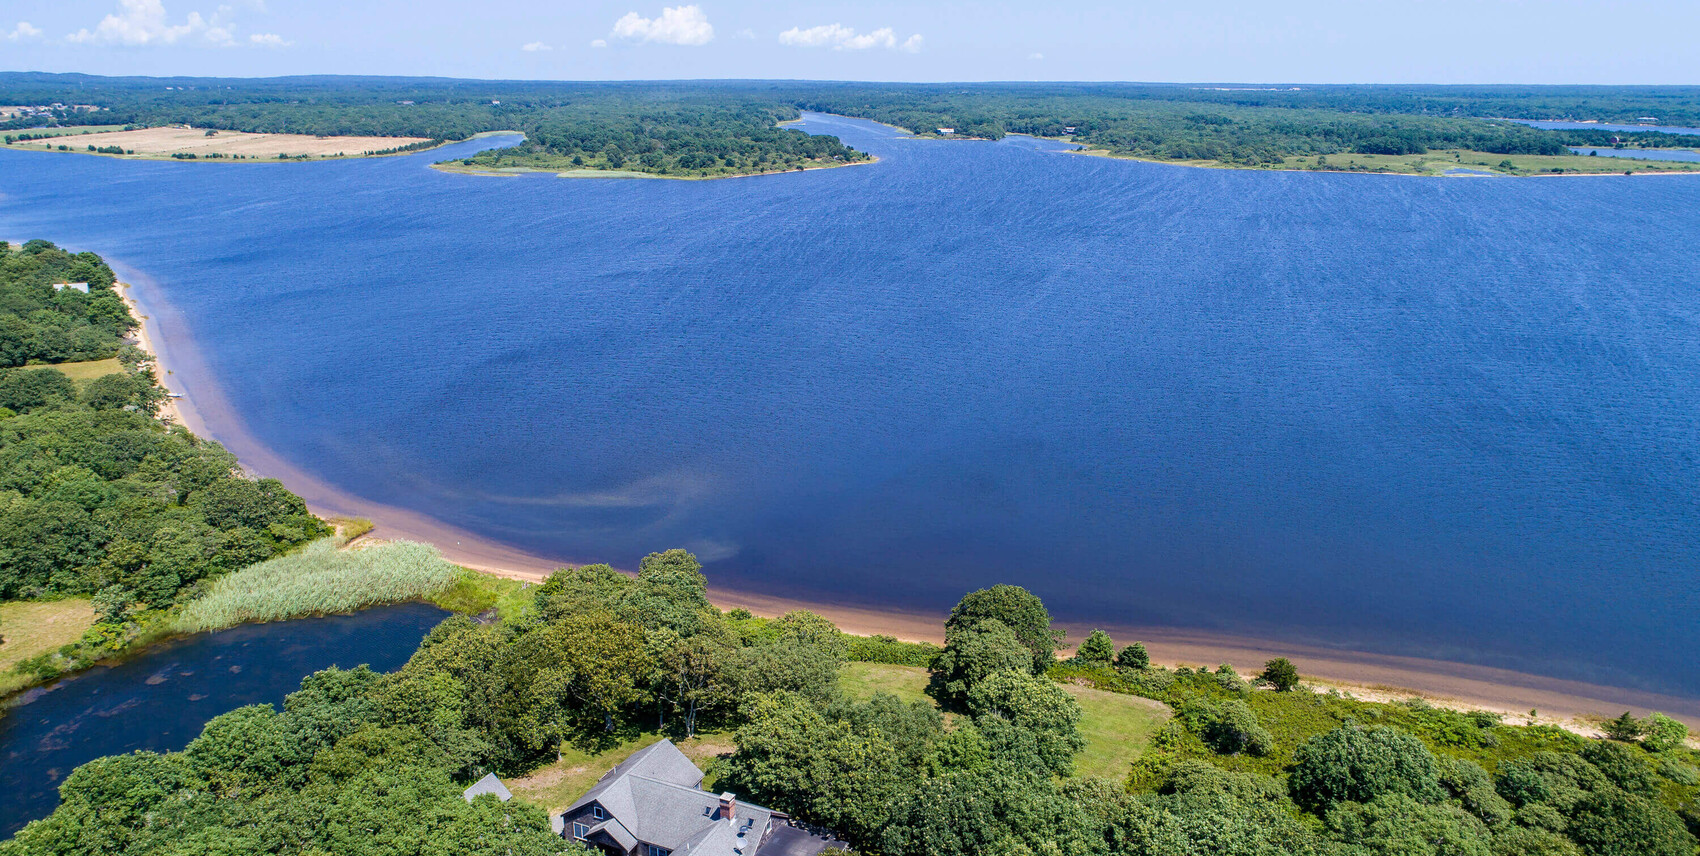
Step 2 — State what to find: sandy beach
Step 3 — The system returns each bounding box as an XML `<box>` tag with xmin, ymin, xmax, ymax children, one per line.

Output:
<box><xmin>109</xmin><ymin>259</ymin><xmax>1700</xmax><ymax>730</ymax></box>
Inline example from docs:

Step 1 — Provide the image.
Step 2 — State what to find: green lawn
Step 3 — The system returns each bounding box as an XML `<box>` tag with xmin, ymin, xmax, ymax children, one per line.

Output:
<box><xmin>41</xmin><ymin>357</ymin><xmax>125</xmax><ymax>385</ymax></box>
<box><xmin>1060</xmin><ymin>682</ymin><xmax>1172</xmax><ymax>779</ymax></box>
<box><xmin>841</xmin><ymin>661</ymin><xmax>933</xmax><ymax>705</ymax></box>
<box><xmin>0</xmin><ymin>599</ymin><xmax>96</xmax><ymax>695</ymax></box>
<box><xmin>841</xmin><ymin>662</ymin><xmax>1171</xmax><ymax>780</ymax></box>
<box><xmin>4</xmin><ymin>125</ymin><xmax>129</xmax><ymax>142</ymax></box>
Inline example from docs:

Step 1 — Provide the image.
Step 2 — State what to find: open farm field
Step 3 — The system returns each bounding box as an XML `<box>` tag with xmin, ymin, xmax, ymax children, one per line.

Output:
<box><xmin>5</xmin><ymin>126</ymin><xmax>432</xmax><ymax>160</ymax></box>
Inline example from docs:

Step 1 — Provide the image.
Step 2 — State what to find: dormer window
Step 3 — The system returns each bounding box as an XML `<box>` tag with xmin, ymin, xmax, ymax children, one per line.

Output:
<box><xmin>646</xmin><ymin>846</ymin><xmax>671</xmax><ymax>856</ymax></box>
<box><xmin>592</xmin><ymin>805</ymin><xmax>605</xmax><ymax>821</ymax></box>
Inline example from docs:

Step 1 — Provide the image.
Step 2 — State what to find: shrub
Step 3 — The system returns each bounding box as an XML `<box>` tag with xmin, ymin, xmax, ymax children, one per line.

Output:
<box><xmin>847</xmin><ymin>634</ymin><xmax>940</xmax><ymax>667</ymax></box>
<box><xmin>1075</xmin><ymin>629</ymin><xmax>1113</xmax><ymax>665</ymax></box>
<box><xmin>1602</xmin><ymin>711</ymin><xmax>1645</xmax><ymax>742</ymax></box>
<box><xmin>1115</xmin><ymin>642</ymin><xmax>1150</xmax><ymax>671</ymax></box>
<box><xmin>1259</xmin><ymin>657</ymin><xmax>1301</xmax><ymax>691</ymax></box>
<box><xmin>1290</xmin><ymin>724</ymin><xmax>1445</xmax><ymax>809</ymax></box>
<box><xmin>1642</xmin><ymin>713</ymin><xmax>1688</xmax><ymax>753</ymax></box>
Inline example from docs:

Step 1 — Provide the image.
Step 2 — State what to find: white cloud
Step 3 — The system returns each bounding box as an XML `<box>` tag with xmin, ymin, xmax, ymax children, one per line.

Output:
<box><xmin>67</xmin><ymin>0</ymin><xmax>282</xmax><ymax>47</ymax></box>
<box><xmin>590</xmin><ymin>38</ymin><xmax>607</xmax><ymax>48</ymax></box>
<box><xmin>7</xmin><ymin>21</ymin><xmax>44</xmax><ymax>42</ymax></box>
<box><xmin>734</xmin><ymin>28</ymin><xmax>755</xmax><ymax>39</ymax></box>
<box><xmin>610</xmin><ymin>5</ymin><xmax>713</xmax><ymax>46</ymax></box>
<box><xmin>778</xmin><ymin>23</ymin><xmax>922</xmax><ymax>52</ymax></box>
<box><xmin>522</xmin><ymin>41</ymin><xmax>552</xmax><ymax>51</ymax></box>
<box><xmin>1029</xmin><ymin>52</ymin><xmax>1044</xmax><ymax>60</ymax></box>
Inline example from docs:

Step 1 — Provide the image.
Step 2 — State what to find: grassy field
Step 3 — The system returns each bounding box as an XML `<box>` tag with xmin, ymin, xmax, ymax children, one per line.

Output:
<box><xmin>429</xmin><ymin>569</ymin><xmax>536</xmax><ymax>623</ymax></box>
<box><xmin>41</xmin><ymin>357</ymin><xmax>125</xmax><ymax>385</ymax></box>
<box><xmin>509</xmin><ymin>662</ymin><xmax>1173</xmax><ymax>815</ymax></box>
<box><xmin>1059</xmin><ymin>681</ymin><xmax>1171</xmax><ymax>778</ymax></box>
<box><xmin>506</xmin><ymin>731</ymin><xmax>736</xmax><ymax>813</ymax></box>
<box><xmin>4</xmin><ymin>127</ymin><xmax>432</xmax><ymax>160</ymax></box>
<box><xmin>841</xmin><ymin>662</ymin><xmax>1171</xmax><ymax>779</ymax></box>
<box><xmin>3</xmin><ymin>125</ymin><xmax>129</xmax><ymax>141</ymax></box>
<box><xmin>172</xmin><ymin>538</ymin><xmax>461</xmax><ymax>632</ymax></box>
<box><xmin>1079</xmin><ymin>146</ymin><xmax>1700</xmax><ymax>176</ymax></box>
<box><xmin>0</xmin><ymin>599</ymin><xmax>96</xmax><ymax>695</ymax></box>
<box><xmin>841</xmin><ymin>661</ymin><xmax>933</xmax><ymax>705</ymax></box>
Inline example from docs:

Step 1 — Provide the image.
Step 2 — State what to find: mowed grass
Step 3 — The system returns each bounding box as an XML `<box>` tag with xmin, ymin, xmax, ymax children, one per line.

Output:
<box><xmin>0</xmin><ymin>599</ymin><xmax>97</xmax><ymax>694</ymax></box>
<box><xmin>172</xmin><ymin>538</ymin><xmax>461</xmax><ymax>632</ymax></box>
<box><xmin>4</xmin><ymin>125</ymin><xmax>129</xmax><ymax>142</ymax></box>
<box><xmin>841</xmin><ymin>662</ymin><xmax>1171</xmax><ymax>780</ymax></box>
<box><xmin>42</xmin><ymin>358</ymin><xmax>125</xmax><ymax>385</ymax></box>
<box><xmin>1060</xmin><ymin>682</ymin><xmax>1171</xmax><ymax>779</ymax></box>
<box><xmin>841</xmin><ymin>661</ymin><xmax>933</xmax><ymax>705</ymax></box>
<box><xmin>506</xmin><ymin>731</ymin><xmax>735</xmax><ymax>813</ymax></box>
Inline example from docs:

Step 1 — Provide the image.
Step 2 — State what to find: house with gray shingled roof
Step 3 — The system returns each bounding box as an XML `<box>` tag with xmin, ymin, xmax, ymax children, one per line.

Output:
<box><xmin>557</xmin><ymin>739</ymin><xmax>841</xmax><ymax>856</ymax></box>
<box><xmin>462</xmin><ymin>772</ymin><xmax>513</xmax><ymax>803</ymax></box>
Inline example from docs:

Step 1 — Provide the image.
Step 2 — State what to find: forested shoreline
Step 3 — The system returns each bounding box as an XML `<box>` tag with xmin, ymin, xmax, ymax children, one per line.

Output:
<box><xmin>0</xmin><ymin>240</ymin><xmax>329</xmax><ymax>692</ymax></box>
<box><xmin>4</xmin><ymin>74</ymin><xmax>1700</xmax><ymax>176</ymax></box>
<box><xmin>6</xmin><ymin>558</ymin><xmax>1695</xmax><ymax>855</ymax></box>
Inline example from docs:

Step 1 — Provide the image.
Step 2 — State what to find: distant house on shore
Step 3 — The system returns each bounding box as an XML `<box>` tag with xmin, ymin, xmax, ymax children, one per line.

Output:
<box><xmin>556</xmin><ymin>739</ymin><xmax>844</xmax><ymax>856</ymax></box>
<box><xmin>936</xmin><ymin>127</ymin><xmax>955</xmax><ymax>135</ymax></box>
<box><xmin>463</xmin><ymin>773</ymin><xmax>513</xmax><ymax>803</ymax></box>
<box><xmin>51</xmin><ymin>282</ymin><xmax>89</xmax><ymax>293</ymax></box>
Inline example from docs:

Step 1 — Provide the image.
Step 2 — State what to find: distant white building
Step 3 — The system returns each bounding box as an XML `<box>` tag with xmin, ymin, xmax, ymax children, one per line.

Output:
<box><xmin>51</xmin><ymin>282</ymin><xmax>90</xmax><ymax>293</ymax></box>
<box><xmin>936</xmin><ymin>127</ymin><xmax>955</xmax><ymax>135</ymax></box>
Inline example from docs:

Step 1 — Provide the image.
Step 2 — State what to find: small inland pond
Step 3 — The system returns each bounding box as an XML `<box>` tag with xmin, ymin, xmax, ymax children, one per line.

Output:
<box><xmin>0</xmin><ymin>602</ymin><xmax>449</xmax><ymax>837</ymax></box>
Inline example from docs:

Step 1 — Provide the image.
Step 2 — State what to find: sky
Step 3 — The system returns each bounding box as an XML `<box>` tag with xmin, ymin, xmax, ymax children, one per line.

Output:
<box><xmin>1</xmin><ymin>0</ymin><xmax>1697</xmax><ymax>84</ymax></box>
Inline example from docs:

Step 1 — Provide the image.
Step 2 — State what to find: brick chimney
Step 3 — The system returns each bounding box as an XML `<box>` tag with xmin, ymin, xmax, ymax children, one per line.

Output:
<box><xmin>718</xmin><ymin>792</ymin><xmax>737</xmax><ymax>821</ymax></box>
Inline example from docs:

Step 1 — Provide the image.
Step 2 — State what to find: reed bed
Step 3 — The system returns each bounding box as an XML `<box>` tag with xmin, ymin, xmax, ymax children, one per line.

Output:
<box><xmin>173</xmin><ymin>538</ymin><xmax>461</xmax><ymax>633</ymax></box>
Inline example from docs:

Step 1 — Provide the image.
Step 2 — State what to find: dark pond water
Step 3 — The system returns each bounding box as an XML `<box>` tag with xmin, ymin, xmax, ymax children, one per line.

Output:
<box><xmin>0</xmin><ymin>603</ymin><xmax>448</xmax><ymax>837</ymax></box>
<box><xmin>1</xmin><ymin>113</ymin><xmax>1698</xmax><ymax>700</ymax></box>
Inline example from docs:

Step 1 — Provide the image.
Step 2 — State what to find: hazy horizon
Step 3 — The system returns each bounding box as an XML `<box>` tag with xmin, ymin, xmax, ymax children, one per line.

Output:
<box><xmin>3</xmin><ymin>0</ymin><xmax>1696</xmax><ymax>85</ymax></box>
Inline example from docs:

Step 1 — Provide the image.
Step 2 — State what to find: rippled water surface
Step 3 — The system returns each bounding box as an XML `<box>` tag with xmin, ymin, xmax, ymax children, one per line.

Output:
<box><xmin>2</xmin><ymin>114</ymin><xmax>1697</xmax><ymax>697</ymax></box>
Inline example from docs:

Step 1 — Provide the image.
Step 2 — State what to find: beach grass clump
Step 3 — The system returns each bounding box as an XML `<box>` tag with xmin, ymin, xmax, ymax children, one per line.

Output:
<box><xmin>173</xmin><ymin>538</ymin><xmax>460</xmax><ymax>633</ymax></box>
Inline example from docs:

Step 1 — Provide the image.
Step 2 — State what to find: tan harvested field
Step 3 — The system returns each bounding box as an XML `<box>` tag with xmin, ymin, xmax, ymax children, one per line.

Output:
<box><xmin>7</xmin><ymin>126</ymin><xmax>433</xmax><ymax>160</ymax></box>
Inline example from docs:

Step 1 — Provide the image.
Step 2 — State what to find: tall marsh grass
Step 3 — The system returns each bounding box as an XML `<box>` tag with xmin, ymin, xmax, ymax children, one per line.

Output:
<box><xmin>173</xmin><ymin>538</ymin><xmax>461</xmax><ymax>633</ymax></box>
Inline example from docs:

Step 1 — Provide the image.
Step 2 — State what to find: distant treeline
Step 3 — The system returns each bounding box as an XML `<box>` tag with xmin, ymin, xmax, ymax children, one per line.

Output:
<box><xmin>4</xmin><ymin>74</ymin><xmax>1699</xmax><ymax>173</ymax></box>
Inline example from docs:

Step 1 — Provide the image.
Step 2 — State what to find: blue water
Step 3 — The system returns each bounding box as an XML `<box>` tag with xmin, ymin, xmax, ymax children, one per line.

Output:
<box><xmin>2</xmin><ymin>114</ymin><xmax>1698</xmax><ymax>698</ymax></box>
<box><xmin>1569</xmin><ymin>146</ymin><xmax>1700</xmax><ymax>162</ymax></box>
<box><xmin>0</xmin><ymin>603</ymin><xmax>448</xmax><ymax>836</ymax></box>
<box><xmin>1512</xmin><ymin>119</ymin><xmax>1700</xmax><ymax>136</ymax></box>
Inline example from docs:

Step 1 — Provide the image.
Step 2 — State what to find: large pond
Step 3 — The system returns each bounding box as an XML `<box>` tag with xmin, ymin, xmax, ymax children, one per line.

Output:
<box><xmin>1</xmin><ymin>114</ymin><xmax>1698</xmax><ymax>700</ymax></box>
<box><xmin>0</xmin><ymin>603</ymin><xmax>448</xmax><ymax>836</ymax></box>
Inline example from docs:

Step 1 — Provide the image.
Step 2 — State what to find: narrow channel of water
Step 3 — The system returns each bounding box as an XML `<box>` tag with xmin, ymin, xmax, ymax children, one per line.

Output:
<box><xmin>0</xmin><ymin>602</ymin><xmax>449</xmax><ymax>837</ymax></box>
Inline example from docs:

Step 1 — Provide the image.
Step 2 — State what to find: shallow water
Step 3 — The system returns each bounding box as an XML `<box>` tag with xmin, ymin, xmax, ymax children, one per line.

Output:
<box><xmin>1512</xmin><ymin>119</ymin><xmax>1700</xmax><ymax>136</ymax></box>
<box><xmin>1</xmin><ymin>114</ymin><xmax>1698</xmax><ymax>699</ymax></box>
<box><xmin>0</xmin><ymin>603</ymin><xmax>448</xmax><ymax>836</ymax></box>
<box><xmin>1568</xmin><ymin>146</ymin><xmax>1700</xmax><ymax>162</ymax></box>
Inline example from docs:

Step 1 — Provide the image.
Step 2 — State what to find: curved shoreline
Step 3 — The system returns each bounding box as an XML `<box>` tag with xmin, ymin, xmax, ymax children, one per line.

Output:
<box><xmin>105</xmin><ymin>252</ymin><xmax>1700</xmax><ymax>729</ymax></box>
